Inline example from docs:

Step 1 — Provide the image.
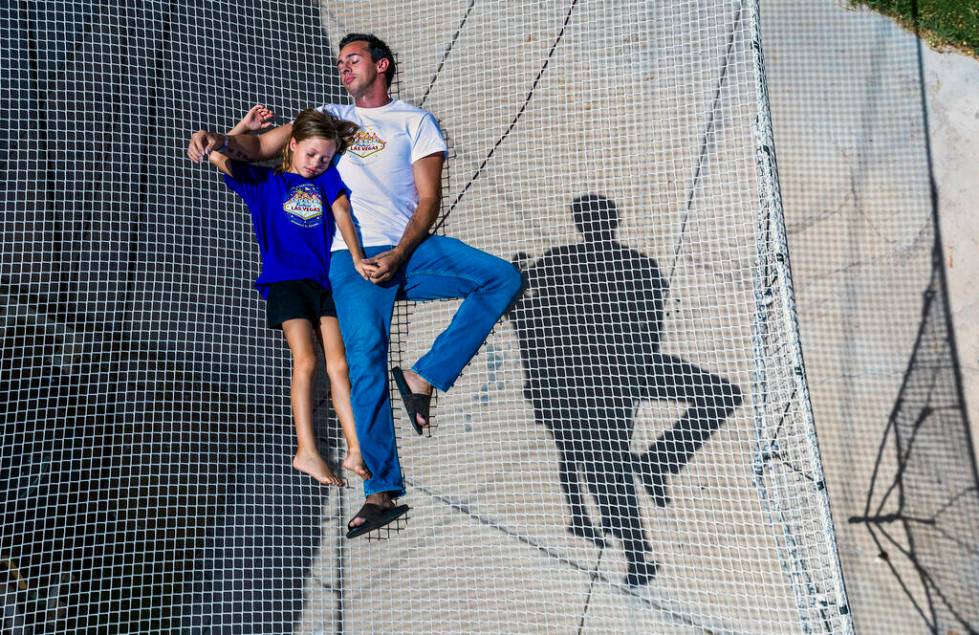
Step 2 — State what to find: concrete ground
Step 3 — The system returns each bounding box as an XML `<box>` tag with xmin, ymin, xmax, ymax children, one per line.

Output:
<box><xmin>3</xmin><ymin>0</ymin><xmax>974</xmax><ymax>633</ymax></box>
<box><xmin>296</xmin><ymin>1</ymin><xmax>979</xmax><ymax>633</ymax></box>
<box><xmin>297</xmin><ymin>1</ymin><xmax>855</xmax><ymax>633</ymax></box>
<box><xmin>764</xmin><ymin>2</ymin><xmax>979</xmax><ymax>633</ymax></box>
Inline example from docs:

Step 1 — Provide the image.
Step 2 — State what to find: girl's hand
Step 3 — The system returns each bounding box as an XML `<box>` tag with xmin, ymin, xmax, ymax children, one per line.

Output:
<box><xmin>353</xmin><ymin>259</ymin><xmax>375</xmax><ymax>282</ymax></box>
<box><xmin>238</xmin><ymin>104</ymin><xmax>275</xmax><ymax>132</ymax></box>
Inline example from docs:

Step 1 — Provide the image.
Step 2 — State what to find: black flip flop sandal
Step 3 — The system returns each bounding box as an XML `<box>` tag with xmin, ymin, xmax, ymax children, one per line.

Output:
<box><xmin>392</xmin><ymin>366</ymin><xmax>431</xmax><ymax>435</ymax></box>
<box><xmin>345</xmin><ymin>502</ymin><xmax>411</xmax><ymax>539</ymax></box>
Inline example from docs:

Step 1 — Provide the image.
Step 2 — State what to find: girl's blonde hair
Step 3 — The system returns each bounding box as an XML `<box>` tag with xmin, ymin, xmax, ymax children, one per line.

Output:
<box><xmin>278</xmin><ymin>108</ymin><xmax>359</xmax><ymax>173</ymax></box>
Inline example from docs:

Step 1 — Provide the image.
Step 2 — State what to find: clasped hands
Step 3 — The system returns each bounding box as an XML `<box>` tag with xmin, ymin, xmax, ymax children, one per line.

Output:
<box><xmin>355</xmin><ymin>249</ymin><xmax>405</xmax><ymax>284</ymax></box>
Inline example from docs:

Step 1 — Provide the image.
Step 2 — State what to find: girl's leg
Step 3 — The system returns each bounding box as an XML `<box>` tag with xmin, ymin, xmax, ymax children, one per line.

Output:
<box><xmin>329</xmin><ymin>247</ymin><xmax>405</xmax><ymax>498</ymax></box>
<box><xmin>282</xmin><ymin>318</ymin><xmax>342</xmax><ymax>486</ymax></box>
<box><xmin>317</xmin><ymin>315</ymin><xmax>370</xmax><ymax>480</ymax></box>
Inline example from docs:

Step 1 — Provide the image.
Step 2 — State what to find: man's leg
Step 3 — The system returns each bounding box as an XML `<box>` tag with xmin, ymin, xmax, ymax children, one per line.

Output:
<box><xmin>402</xmin><ymin>235</ymin><xmax>523</xmax><ymax>392</ymax></box>
<box><xmin>548</xmin><ymin>418</ymin><xmax>607</xmax><ymax>549</ymax></box>
<box><xmin>633</xmin><ymin>353</ymin><xmax>743</xmax><ymax>505</ymax></box>
<box><xmin>580</xmin><ymin>419</ymin><xmax>656</xmax><ymax>586</ymax></box>
<box><xmin>329</xmin><ymin>247</ymin><xmax>405</xmax><ymax>498</ymax></box>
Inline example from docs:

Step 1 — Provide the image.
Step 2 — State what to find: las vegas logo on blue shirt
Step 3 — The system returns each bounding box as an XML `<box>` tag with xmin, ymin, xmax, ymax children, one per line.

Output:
<box><xmin>283</xmin><ymin>184</ymin><xmax>323</xmax><ymax>228</ymax></box>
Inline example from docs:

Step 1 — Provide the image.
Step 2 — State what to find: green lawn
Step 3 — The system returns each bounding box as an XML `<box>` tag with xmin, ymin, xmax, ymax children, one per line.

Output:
<box><xmin>851</xmin><ymin>0</ymin><xmax>979</xmax><ymax>57</ymax></box>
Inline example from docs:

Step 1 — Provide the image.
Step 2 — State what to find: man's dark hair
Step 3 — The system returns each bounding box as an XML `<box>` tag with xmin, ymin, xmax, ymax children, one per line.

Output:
<box><xmin>339</xmin><ymin>33</ymin><xmax>397</xmax><ymax>88</ymax></box>
<box><xmin>571</xmin><ymin>194</ymin><xmax>619</xmax><ymax>238</ymax></box>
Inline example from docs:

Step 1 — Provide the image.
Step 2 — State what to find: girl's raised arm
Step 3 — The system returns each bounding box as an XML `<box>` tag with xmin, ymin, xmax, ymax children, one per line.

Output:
<box><xmin>199</xmin><ymin>136</ymin><xmax>233</xmax><ymax>176</ymax></box>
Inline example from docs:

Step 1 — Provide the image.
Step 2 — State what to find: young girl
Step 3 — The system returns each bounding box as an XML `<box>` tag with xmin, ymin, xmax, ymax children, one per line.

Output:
<box><xmin>198</xmin><ymin>107</ymin><xmax>371</xmax><ymax>486</ymax></box>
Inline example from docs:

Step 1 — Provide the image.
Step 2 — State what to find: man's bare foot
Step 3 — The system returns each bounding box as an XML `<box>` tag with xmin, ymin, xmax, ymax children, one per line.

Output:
<box><xmin>347</xmin><ymin>491</ymin><xmax>395</xmax><ymax>530</ymax></box>
<box><xmin>293</xmin><ymin>448</ymin><xmax>343</xmax><ymax>486</ymax></box>
<box><xmin>402</xmin><ymin>369</ymin><xmax>432</xmax><ymax>429</ymax></box>
<box><xmin>342</xmin><ymin>449</ymin><xmax>371</xmax><ymax>480</ymax></box>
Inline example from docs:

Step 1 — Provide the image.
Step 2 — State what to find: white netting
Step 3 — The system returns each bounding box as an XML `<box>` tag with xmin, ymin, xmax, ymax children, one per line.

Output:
<box><xmin>1</xmin><ymin>1</ymin><xmax>852</xmax><ymax>633</ymax></box>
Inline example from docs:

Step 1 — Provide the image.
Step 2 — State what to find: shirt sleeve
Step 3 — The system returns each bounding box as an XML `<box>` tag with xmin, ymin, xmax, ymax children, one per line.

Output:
<box><xmin>315</xmin><ymin>104</ymin><xmax>342</xmax><ymax>119</ymax></box>
<box><xmin>319</xmin><ymin>167</ymin><xmax>350</xmax><ymax>207</ymax></box>
<box><xmin>411</xmin><ymin>112</ymin><xmax>448</xmax><ymax>163</ymax></box>
<box><xmin>222</xmin><ymin>161</ymin><xmax>272</xmax><ymax>201</ymax></box>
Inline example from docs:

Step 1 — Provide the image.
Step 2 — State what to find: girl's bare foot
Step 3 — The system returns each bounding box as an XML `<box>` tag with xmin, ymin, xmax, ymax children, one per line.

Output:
<box><xmin>342</xmin><ymin>449</ymin><xmax>371</xmax><ymax>480</ymax></box>
<box><xmin>293</xmin><ymin>448</ymin><xmax>343</xmax><ymax>486</ymax></box>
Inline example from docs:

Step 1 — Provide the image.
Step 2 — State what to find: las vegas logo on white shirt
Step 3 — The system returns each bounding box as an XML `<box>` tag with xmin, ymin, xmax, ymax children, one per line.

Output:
<box><xmin>348</xmin><ymin>128</ymin><xmax>386</xmax><ymax>159</ymax></box>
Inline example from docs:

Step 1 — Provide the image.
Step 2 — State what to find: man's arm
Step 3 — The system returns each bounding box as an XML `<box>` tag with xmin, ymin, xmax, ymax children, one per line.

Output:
<box><xmin>185</xmin><ymin>129</ymin><xmax>234</xmax><ymax>177</ymax></box>
<box><xmin>364</xmin><ymin>152</ymin><xmax>444</xmax><ymax>283</ymax></box>
<box><xmin>187</xmin><ymin>122</ymin><xmax>293</xmax><ymax>164</ymax></box>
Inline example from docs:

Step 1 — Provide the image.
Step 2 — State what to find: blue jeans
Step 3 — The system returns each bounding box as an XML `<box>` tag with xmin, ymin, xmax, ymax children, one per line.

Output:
<box><xmin>329</xmin><ymin>235</ymin><xmax>523</xmax><ymax>497</ymax></box>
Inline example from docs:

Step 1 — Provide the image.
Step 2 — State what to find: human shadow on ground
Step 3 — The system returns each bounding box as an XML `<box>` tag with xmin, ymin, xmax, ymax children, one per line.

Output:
<box><xmin>507</xmin><ymin>194</ymin><xmax>743</xmax><ymax>587</ymax></box>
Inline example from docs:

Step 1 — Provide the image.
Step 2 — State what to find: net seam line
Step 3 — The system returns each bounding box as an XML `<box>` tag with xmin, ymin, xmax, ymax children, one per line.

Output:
<box><xmin>433</xmin><ymin>0</ymin><xmax>579</xmax><ymax>232</ymax></box>
<box><xmin>665</xmin><ymin>1</ymin><xmax>744</xmax><ymax>291</ymax></box>
<box><xmin>418</xmin><ymin>0</ymin><xmax>478</xmax><ymax>108</ymax></box>
<box><xmin>748</xmin><ymin>0</ymin><xmax>854</xmax><ymax>630</ymax></box>
<box><xmin>408</xmin><ymin>480</ymin><xmax>740</xmax><ymax>635</ymax></box>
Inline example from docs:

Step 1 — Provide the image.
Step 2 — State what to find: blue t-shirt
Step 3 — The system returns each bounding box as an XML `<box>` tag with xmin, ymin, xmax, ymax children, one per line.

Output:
<box><xmin>223</xmin><ymin>161</ymin><xmax>347</xmax><ymax>298</ymax></box>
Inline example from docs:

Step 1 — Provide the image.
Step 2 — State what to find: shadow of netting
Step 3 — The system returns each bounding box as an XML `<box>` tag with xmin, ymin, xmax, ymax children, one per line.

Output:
<box><xmin>1</xmin><ymin>1</ymin><xmax>347</xmax><ymax>632</ymax></box>
<box><xmin>762</xmin><ymin>1</ymin><xmax>979</xmax><ymax>633</ymax></box>
<box><xmin>849</xmin><ymin>267</ymin><xmax>979</xmax><ymax>633</ymax></box>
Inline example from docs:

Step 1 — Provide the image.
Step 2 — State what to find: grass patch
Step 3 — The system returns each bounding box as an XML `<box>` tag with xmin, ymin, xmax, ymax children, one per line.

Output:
<box><xmin>850</xmin><ymin>0</ymin><xmax>979</xmax><ymax>57</ymax></box>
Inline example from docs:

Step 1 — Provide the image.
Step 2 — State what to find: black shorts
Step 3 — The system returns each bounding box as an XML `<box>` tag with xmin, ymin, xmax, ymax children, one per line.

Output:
<box><xmin>264</xmin><ymin>280</ymin><xmax>337</xmax><ymax>329</ymax></box>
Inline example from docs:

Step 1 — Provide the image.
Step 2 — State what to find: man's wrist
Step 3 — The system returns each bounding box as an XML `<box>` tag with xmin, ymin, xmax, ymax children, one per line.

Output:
<box><xmin>213</xmin><ymin>134</ymin><xmax>229</xmax><ymax>154</ymax></box>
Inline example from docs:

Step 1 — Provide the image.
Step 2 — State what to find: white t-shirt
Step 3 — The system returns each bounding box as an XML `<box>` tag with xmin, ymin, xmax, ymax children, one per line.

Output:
<box><xmin>316</xmin><ymin>99</ymin><xmax>447</xmax><ymax>251</ymax></box>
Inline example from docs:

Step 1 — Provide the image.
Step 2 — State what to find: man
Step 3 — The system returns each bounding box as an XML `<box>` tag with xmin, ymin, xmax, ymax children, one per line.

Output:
<box><xmin>188</xmin><ymin>34</ymin><xmax>522</xmax><ymax>538</ymax></box>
